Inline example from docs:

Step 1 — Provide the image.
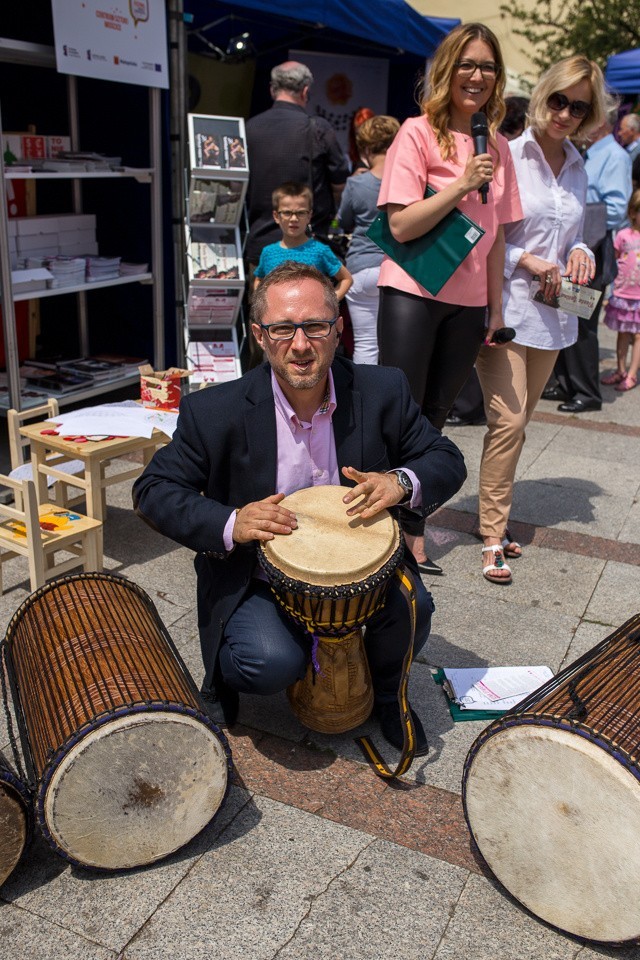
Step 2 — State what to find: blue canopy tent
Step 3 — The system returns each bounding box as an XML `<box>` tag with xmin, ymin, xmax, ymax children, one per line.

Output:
<box><xmin>605</xmin><ymin>48</ymin><xmax>640</xmax><ymax>95</ymax></box>
<box><xmin>184</xmin><ymin>0</ymin><xmax>459</xmax><ymax>119</ymax></box>
<box><xmin>185</xmin><ymin>0</ymin><xmax>458</xmax><ymax>62</ymax></box>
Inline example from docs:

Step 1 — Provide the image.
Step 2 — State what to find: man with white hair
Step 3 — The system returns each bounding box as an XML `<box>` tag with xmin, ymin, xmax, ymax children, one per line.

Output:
<box><xmin>245</xmin><ymin>61</ymin><xmax>348</xmax><ymax>268</ymax></box>
<box><xmin>619</xmin><ymin>112</ymin><xmax>640</xmax><ymax>164</ymax></box>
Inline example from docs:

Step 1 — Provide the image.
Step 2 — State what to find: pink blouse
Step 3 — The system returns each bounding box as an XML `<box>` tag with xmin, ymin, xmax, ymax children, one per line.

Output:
<box><xmin>377</xmin><ymin>116</ymin><xmax>522</xmax><ymax>306</ymax></box>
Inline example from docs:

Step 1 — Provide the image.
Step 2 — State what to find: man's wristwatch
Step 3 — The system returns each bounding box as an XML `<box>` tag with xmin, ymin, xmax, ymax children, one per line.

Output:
<box><xmin>390</xmin><ymin>469</ymin><xmax>413</xmax><ymax>504</ymax></box>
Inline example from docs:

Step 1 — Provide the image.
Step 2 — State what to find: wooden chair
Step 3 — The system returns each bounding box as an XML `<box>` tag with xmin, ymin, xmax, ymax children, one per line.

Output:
<box><xmin>7</xmin><ymin>400</ymin><xmax>86</xmax><ymax>508</ymax></box>
<box><xmin>0</xmin><ymin>474</ymin><xmax>102</xmax><ymax>595</ymax></box>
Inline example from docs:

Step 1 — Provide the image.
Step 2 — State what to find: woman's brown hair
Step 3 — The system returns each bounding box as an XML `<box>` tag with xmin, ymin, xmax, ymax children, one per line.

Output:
<box><xmin>422</xmin><ymin>22</ymin><xmax>506</xmax><ymax>162</ymax></box>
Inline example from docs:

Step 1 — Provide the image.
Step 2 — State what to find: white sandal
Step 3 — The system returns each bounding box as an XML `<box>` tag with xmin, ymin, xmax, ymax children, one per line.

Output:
<box><xmin>482</xmin><ymin>545</ymin><xmax>512</xmax><ymax>585</ymax></box>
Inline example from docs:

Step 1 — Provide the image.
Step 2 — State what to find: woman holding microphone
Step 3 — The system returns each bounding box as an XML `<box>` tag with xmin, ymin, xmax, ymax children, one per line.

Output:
<box><xmin>476</xmin><ymin>55</ymin><xmax>607</xmax><ymax>583</ymax></box>
<box><xmin>377</xmin><ymin>22</ymin><xmax>522</xmax><ymax>573</ymax></box>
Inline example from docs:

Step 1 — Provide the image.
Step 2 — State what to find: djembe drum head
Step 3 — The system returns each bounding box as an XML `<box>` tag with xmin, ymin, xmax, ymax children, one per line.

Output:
<box><xmin>0</xmin><ymin>752</ymin><xmax>30</xmax><ymax>886</ymax></box>
<box><xmin>4</xmin><ymin>573</ymin><xmax>231</xmax><ymax>871</ymax></box>
<box><xmin>463</xmin><ymin>613</ymin><xmax>640</xmax><ymax>944</ymax></box>
<box><xmin>261</xmin><ymin>485</ymin><xmax>400</xmax><ymax>587</ymax></box>
<box><xmin>42</xmin><ymin>711</ymin><xmax>228</xmax><ymax>871</ymax></box>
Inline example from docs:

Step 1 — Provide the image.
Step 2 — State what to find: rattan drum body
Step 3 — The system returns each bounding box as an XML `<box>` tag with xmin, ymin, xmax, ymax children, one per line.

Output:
<box><xmin>259</xmin><ymin>486</ymin><xmax>403</xmax><ymax>733</ymax></box>
<box><xmin>463</xmin><ymin>613</ymin><xmax>640</xmax><ymax>944</ymax></box>
<box><xmin>3</xmin><ymin>573</ymin><xmax>231</xmax><ymax>871</ymax></box>
<box><xmin>0</xmin><ymin>750</ymin><xmax>31</xmax><ymax>887</ymax></box>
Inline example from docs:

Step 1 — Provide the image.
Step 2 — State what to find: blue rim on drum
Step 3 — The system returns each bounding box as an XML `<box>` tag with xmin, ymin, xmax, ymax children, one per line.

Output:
<box><xmin>0</xmin><ymin>750</ymin><xmax>32</xmax><ymax>886</ymax></box>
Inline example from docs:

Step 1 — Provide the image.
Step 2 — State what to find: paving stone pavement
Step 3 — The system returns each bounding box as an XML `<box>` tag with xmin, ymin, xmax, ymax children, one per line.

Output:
<box><xmin>1</xmin><ymin>324</ymin><xmax>640</xmax><ymax>959</ymax></box>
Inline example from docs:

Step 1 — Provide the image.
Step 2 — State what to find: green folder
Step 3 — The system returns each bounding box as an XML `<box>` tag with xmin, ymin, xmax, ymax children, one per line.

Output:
<box><xmin>432</xmin><ymin>668</ymin><xmax>505</xmax><ymax>723</ymax></box>
<box><xmin>367</xmin><ymin>185</ymin><xmax>485</xmax><ymax>296</ymax></box>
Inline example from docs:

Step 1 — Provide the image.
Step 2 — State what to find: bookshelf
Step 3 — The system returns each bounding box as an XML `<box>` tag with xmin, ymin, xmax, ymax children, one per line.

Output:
<box><xmin>0</xmin><ymin>38</ymin><xmax>164</xmax><ymax>412</ymax></box>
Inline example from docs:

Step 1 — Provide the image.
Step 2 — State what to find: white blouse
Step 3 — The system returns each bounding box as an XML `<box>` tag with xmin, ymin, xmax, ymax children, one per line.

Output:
<box><xmin>503</xmin><ymin>127</ymin><xmax>594</xmax><ymax>350</ymax></box>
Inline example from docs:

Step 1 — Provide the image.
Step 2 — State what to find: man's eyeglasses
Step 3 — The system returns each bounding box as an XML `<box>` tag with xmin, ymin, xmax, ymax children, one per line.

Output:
<box><xmin>259</xmin><ymin>319</ymin><xmax>338</xmax><ymax>341</ymax></box>
<box><xmin>455</xmin><ymin>59</ymin><xmax>500</xmax><ymax>78</ymax></box>
<box><xmin>546</xmin><ymin>92</ymin><xmax>591</xmax><ymax>120</ymax></box>
<box><xmin>276</xmin><ymin>209</ymin><xmax>311</xmax><ymax>220</ymax></box>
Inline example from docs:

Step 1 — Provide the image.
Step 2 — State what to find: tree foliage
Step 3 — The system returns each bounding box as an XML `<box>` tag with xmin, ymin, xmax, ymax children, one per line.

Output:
<box><xmin>500</xmin><ymin>0</ymin><xmax>640</xmax><ymax>75</ymax></box>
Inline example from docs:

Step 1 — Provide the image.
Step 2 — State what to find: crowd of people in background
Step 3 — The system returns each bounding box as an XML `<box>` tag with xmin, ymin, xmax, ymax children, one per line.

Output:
<box><xmin>243</xmin><ymin>32</ymin><xmax>639</xmax><ymax>587</ymax></box>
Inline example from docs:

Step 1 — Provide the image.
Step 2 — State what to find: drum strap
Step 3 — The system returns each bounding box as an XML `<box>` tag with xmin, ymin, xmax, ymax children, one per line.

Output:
<box><xmin>356</xmin><ymin>565</ymin><xmax>417</xmax><ymax>779</ymax></box>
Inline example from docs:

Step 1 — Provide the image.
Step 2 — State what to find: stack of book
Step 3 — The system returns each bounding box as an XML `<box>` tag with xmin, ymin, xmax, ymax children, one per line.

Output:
<box><xmin>22</xmin><ymin>364</ymin><xmax>93</xmax><ymax>394</ymax></box>
<box><xmin>46</xmin><ymin>256</ymin><xmax>86</xmax><ymax>288</ymax></box>
<box><xmin>19</xmin><ymin>354</ymin><xmax>148</xmax><ymax>396</ymax></box>
<box><xmin>119</xmin><ymin>261</ymin><xmax>149</xmax><ymax>276</ymax></box>
<box><xmin>32</xmin><ymin>151</ymin><xmax>122</xmax><ymax>172</ymax></box>
<box><xmin>86</xmin><ymin>256</ymin><xmax>121</xmax><ymax>282</ymax></box>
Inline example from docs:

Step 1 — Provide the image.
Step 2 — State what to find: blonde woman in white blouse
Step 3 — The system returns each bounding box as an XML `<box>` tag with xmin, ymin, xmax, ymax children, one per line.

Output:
<box><xmin>476</xmin><ymin>55</ymin><xmax>608</xmax><ymax>584</ymax></box>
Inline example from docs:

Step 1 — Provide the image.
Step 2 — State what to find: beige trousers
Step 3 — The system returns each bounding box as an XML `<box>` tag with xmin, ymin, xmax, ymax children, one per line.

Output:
<box><xmin>475</xmin><ymin>341</ymin><xmax>558</xmax><ymax>539</ymax></box>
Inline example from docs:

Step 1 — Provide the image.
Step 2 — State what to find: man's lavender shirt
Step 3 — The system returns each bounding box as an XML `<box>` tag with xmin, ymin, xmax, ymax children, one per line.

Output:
<box><xmin>223</xmin><ymin>369</ymin><xmax>422</xmax><ymax>550</ymax></box>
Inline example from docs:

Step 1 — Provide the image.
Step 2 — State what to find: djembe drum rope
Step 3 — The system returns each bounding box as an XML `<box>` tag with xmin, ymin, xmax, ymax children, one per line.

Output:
<box><xmin>498</xmin><ymin>612</ymin><xmax>640</xmax><ymax>768</ymax></box>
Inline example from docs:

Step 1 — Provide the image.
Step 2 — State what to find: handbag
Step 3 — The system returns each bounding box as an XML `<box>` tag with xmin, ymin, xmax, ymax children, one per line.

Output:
<box><xmin>367</xmin><ymin>185</ymin><xmax>485</xmax><ymax>296</ymax></box>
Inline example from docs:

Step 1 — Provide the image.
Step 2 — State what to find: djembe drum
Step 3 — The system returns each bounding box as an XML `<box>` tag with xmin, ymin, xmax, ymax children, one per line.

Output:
<box><xmin>0</xmin><ymin>750</ymin><xmax>31</xmax><ymax>887</ymax></box>
<box><xmin>463</xmin><ymin>612</ymin><xmax>640</xmax><ymax>944</ymax></box>
<box><xmin>258</xmin><ymin>485</ymin><xmax>404</xmax><ymax>734</ymax></box>
<box><xmin>2</xmin><ymin>572</ymin><xmax>231</xmax><ymax>871</ymax></box>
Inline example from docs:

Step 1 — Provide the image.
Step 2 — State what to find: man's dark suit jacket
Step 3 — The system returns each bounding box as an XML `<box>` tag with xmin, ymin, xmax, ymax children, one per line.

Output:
<box><xmin>133</xmin><ymin>357</ymin><xmax>466</xmax><ymax>687</ymax></box>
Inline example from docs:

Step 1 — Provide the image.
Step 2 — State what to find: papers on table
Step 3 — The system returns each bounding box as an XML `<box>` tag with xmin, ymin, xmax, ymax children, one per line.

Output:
<box><xmin>441</xmin><ymin>665</ymin><xmax>553</xmax><ymax>713</ymax></box>
<box><xmin>52</xmin><ymin>401</ymin><xmax>179</xmax><ymax>440</ymax></box>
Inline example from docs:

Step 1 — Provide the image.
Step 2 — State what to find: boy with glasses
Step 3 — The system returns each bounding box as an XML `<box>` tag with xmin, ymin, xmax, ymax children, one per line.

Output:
<box><xmin>254</xmin><ymin>182</ymin><xmax>352</xmax><ymax>301</ymax></box>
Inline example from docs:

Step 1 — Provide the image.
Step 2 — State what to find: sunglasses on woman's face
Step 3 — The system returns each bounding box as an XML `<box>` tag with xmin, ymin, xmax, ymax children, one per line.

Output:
<box><xmin>546</xmin><ymin>92</ymin><xmax>591</xmax><ymax>120</ymax></box>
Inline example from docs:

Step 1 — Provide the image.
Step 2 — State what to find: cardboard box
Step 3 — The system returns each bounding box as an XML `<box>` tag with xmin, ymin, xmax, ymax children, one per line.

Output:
<box><xmin>139</xmin><ymin>365</ymin><xmax>189</xmax><ymax>411</ymax></box>
<box><xmin>13</xmin><ymin>214</ymin><xmax>97</xmax><ymax>236</ymax></box>
<box><xmin>16</xmin><ymin>233</ymin><xmax>59</xmax><ymax>253</ymax></box>
<box><xmin>58</xmin><ymin>240</ymin><xmax>99</xmax><ymax>256</ymax></box>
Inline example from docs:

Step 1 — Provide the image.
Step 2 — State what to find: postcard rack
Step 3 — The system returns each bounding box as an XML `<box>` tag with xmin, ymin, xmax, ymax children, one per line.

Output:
<box><xmin>183</xmin><ymin>113</ymin><xmax>248</xmax><ymax>386</ymax></box>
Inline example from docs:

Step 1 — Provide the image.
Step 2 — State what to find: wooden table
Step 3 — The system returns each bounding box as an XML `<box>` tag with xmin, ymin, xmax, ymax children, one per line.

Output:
<box><xmin>19</xmin><ymin>420</ymin><xmax>167</xmax><ymax>538</ymax></box>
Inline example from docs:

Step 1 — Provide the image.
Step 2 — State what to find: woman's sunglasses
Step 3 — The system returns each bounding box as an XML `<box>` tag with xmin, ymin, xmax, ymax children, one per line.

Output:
<box><xmin>546</xmin><ymin>92</ymin><xmax>591</xmax><ymax>120</ymax></box>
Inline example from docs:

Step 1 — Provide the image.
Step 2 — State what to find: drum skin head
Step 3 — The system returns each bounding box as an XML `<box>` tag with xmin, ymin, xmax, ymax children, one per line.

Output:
<box><xmin>262</xmin><ymin>485</ymin><xmax>399</xmax><ymax>586</ymax></box>
<box><xmin>41</xmin><ymin>712</ymin><xmax>228</xmax><ymax>870</ymax></box>
<box><xmin>0</xmin><ymin>780</ymin><xmax>28</xmax><ymax>886</ymax></box>
<box><xmin>464</xmin><ymin>724</ymin><xmax>640</xmax><ymax>943</ymax></box>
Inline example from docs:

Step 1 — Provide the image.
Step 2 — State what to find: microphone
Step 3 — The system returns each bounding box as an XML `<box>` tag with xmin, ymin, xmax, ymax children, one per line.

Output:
<box><xmin>490</xmin><ymin>327</ymin><xmax>516</xmax><ymax>344</ymax></box>
<box><xmin>471</xmin><ymin>112</ymin><xmax>489</xmax><ymax>205</ymax></box>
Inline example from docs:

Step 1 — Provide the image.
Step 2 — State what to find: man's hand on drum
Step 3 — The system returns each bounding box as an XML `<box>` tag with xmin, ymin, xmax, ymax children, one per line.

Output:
<box><xmin>341</xmin><ymin>466</ymin><xmax>405</xmax><ymax>518</ymax></box>
<box><xmin>233</xmin><ymin>493</ymin><xmax>297</xmax><ymax>544</ymax></box>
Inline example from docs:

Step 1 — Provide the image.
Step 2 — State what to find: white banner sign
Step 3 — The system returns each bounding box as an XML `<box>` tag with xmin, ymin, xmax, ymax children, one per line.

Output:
<box><xmin>290</xmin><ymin>49</ymin><xmax>389</xmax><ymax>158</ymax></box>
<box><xmin>52</xmin><ymin>0</ymin><xmax>169</xmax><ymax>89</ymax></box>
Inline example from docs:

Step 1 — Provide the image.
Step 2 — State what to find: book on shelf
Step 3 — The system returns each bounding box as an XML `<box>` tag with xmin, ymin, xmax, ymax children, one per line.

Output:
<box><xmin>188</xmin><ymin>178</ymin><xmax>246</xmax><ymax>225</ymax></box>
<box><xmin>120</xmin><ymin>261</ymin><xmax>149</xmax><ymax>276</ymax></box>
<box><xmin>57</xmin><ymin>357</ymin><xmax>130</xmax><ymax>381</ymax></box>
<box><xmin>86</xmin><ymin>256</ymin><xmax>121</xmax><ymax>282</ymax></box>
<box><xmin>23</xmin><ymin>367</ymin><xmax>94</xmax><ymax>394</ymax></box>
